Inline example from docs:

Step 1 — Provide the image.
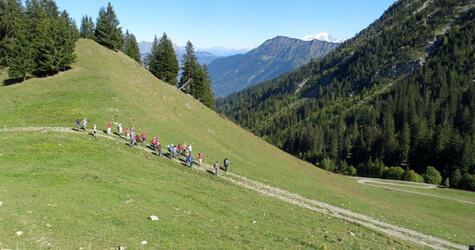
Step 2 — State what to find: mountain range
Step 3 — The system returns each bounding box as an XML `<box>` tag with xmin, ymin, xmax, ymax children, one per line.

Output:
<box><xmin>138</xmin><ymin>41</ymin><xmax>248</xmax><ymax>66</ymax></box>
<box><xmin>208</xmin><ymin>36</ymin><xmax>339</xmax><ymax>97</ymax></box>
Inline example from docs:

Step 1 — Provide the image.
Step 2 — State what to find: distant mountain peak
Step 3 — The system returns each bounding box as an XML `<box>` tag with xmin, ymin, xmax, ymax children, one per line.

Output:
<box><xmin>302</xmin><ymin>32</ymin><xmax>343</xmax><ymax>43</ymax></box>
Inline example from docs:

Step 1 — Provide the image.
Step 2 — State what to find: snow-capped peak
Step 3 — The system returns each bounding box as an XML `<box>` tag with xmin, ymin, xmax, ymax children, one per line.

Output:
<box><xmin>303</xmin><ymin>32</ymin><xmax>343</xmax><ymax>43</ymax></box>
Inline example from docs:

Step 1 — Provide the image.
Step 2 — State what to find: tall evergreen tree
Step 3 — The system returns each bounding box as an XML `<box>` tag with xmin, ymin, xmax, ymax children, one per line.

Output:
<box><xmin>179</xmin><ymin>41</ymin><xmax>198</xmax><ymax>94</ymax></box>
<box><xmin>0</xmin><ymin>0</ymin><xmax>24</xmax><ymax>67</ymax></box>
<box><xmin>80</xmin><ymin>15</ymin><xmax>94</xmax><ymax>39</ymax></box>
<box><xmin>122</xmin><ymin>30</ymin><xmax>141</xmax><ymax>63</ymax></box>
<box><xmin>94</xmin><ymin>2</ymin><xmax>122</xmax><ymax>50</ymax></box>
<box><xmin>6</xmin><ymin>1</ymin><xmax>33</xmax><ymax>80</ymax></box>
<box><xmin>148</xmin><ymin>33</ymin><xmax>178</xmax><ymax>85</ymax></box>
<box><xmin>197</xmin><ymin>64</ymin><xmax>215</xmax><ymax>109</ymax></box>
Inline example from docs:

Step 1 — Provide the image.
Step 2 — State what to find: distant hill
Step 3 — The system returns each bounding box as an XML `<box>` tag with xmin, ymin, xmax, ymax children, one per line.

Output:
<box><xmin>208</xmin><ymin>36</ymin><xmax>339</xmax><ymax>97</ymax></box>
<box><xmin>138</xmin><ymin>41</ymin><xmax>247</xmax><ymax>66</ymax></box>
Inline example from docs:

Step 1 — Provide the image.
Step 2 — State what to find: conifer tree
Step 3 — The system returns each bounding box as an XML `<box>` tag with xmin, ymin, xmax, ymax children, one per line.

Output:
<box><xmin>80</xmin><ymin>15</ymin><xmax>95</xmax><ymax>39</ymax></box>
<box><xmin>122</xmin><ymin>30</ymin><xmax>141</xmax><ymax>63</ymax></box>
<box><xmin>0</xmin><ymin>0</ymin><xmax>24</xmax><ymax>67</ymax></box>
<box><xmin>148</xmin><ymin>33</ymin><xmax>178</xmax><ymax>85</ymax></box>
<box><xmin>147</xmin><ymin>35</ymin><xmax>160</xmax><ymax>74</ymax></box>
<box><xmin>198</xmin><ymin>64</ymin><xmax>215</xmax><ymax>109</ymax></box>
<box><xmin>94</xmin><ymin>2</ymin><xmax>123</xmax><ymax>50</ymax></box>
<box><xmin>179</xmin><ymin>41</ymin><xmax>198</xmax><ymax>94</ymax></box>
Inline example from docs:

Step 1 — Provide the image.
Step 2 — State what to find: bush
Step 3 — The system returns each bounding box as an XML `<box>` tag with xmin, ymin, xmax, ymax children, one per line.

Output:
<box><xmin>460</xmin><ymin>174</ymin><xmax>475</xmax><ymax>191</ymax></box>
<box><xmin>384</xmin><ymin>166</ymin><xmax>406</xmax><ymax>180</ymax></box>
<box><xmin>367</xmin><ymin>159</ymin><xmax>385</xmax><ymax>178</ymax></box>
<box><xmin>405</xmin><ymin>170</ymin><xmax>424</xmax><ymax>182</ymax></box>
<box><xmin>423</xmin><ymin>166</ymin><xmax>442</xmax><ymax>185</ymax></box>
<box><xmin>345</xmin><ymin>166</ymin><xmax>357</xmax><ymax>176</ymax></box>
<box><xmin>320</xmin><ymin>158</ymin><xmax>336</xmax><ymax>172</ymax></box>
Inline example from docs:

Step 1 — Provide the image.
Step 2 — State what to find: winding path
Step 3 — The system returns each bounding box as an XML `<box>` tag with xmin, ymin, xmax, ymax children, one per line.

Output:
<box><xmin>0</xmin><ymin>126</ymin><xmax>468</xmax><ymax>250</ymax></box>
<box><xmin>356</xmin><ymin>178</ymin><xmax>475</xmax><ymax>206</ymax></box>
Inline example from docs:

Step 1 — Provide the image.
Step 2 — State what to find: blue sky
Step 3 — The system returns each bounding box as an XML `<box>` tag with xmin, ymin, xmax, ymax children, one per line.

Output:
<box><xmin>55</xmin><ymin>0</ymin><xmax>396</xmax><ymax>49</ymax></box>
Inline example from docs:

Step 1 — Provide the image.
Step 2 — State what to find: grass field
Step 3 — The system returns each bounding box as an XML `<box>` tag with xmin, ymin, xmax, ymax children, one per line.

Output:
<box><xmin>0</xmin><ymin>39</ymin><xmax>474</xmax><ymax>247</ymax></box>
<box><xmin>0</xmin><ymin>132</ymin><xmax>415</xmax><ymax>249</ymax></box>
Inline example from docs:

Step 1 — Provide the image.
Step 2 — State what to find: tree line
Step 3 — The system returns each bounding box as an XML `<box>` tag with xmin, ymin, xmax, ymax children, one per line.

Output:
<box><xmin>1</xmin><ymin>0</ymin><xmax>214</xmax><ymax>109</ymax></box>
<box><xmin>0</xmin><ymin>0</ymin><xmax>78</xmax><ymax>81</ymax></box>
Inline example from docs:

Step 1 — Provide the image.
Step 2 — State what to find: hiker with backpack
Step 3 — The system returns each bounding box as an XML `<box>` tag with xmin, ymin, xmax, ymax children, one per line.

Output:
<box><xmin>107</xmin><ymin>122</ymin><xmax>113</xmax><ymax>135</ymax></box>
<box><xmin>141</xmin><ymin>132</ymin><xmax>147</xmax><ymax>144</ymax></box>
<box><xmin>197</xmin><ymin>152</ymin><xmax>204</xmax><ymax>166</ymax></box>
<box><xmin>186</xmin><ymin>154</ymin><xmax>193</xmax><ymax>167</ymax></box>
<box><xmin>224</xmin><ymin>158</ymin><xmax>230</xmax><ymax>172</ymax></box>
<box><xmin>118</xmin><ymin>123</ymin><xmax>123</xmax><ymax>136</ymax></box>
<box><xmin>214</xmin><ymin>161</ymin><xmax>221</xmax><ymax>176</ymax></box>
<box><xmin>92</xmin><ymin>124</ymin><xmax>97</xmax><ymax>137</ymax></box>
<box><xmin>75</xmin><ymin>119</ymin><xmax>81</xmax><ymax>130</ymax></box>
<box><xmin>82</xmin><ymin>118</ymin><xmax>88</xmax><ymax>131</ymax></box>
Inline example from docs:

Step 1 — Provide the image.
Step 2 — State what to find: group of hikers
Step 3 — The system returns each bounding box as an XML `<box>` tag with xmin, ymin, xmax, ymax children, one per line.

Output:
<box><xmin>75</xmin><ymin>118</ymin><xmax>230</xmax><ymax>175</ymax></box>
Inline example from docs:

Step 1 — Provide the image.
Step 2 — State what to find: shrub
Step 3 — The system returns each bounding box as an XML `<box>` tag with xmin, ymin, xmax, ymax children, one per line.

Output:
<box><xmin>423</xmin><ymin>166</ymin><xmax>442</xmax><ymax>185</ymax></box>
<box><xmin>384</xmin><ymin>166</ymin><xmax>406</xmax><ymax>180</ymax></box>
<box><xmin>405</xmin><ymin>170</ymin><xmax>424</xmax><ymax>182</ymax></box>
<box><xmin>367</xmin><ymin>159</ymin><xmax>385</xmax><ymax>178</ymax></box>
<box><xmin>460</xmin><ymin>174</ymin><xmax>475</xmax><ymax>191</ymax></box>
<box><xmin>320</xmin><ymin>158</ymin><xmax>336</xmax><ymax>172</ymax></box>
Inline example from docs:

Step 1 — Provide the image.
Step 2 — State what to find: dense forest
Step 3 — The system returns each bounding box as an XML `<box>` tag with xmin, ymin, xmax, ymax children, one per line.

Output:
<box><xmin>218</xmin><ymin>0</ymin><xmax>475</xmax><ymax>190</ymax></box>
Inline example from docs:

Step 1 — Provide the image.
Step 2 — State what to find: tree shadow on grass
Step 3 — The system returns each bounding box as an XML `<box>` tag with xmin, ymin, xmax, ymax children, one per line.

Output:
<box><xmin>3</xmin><ymin>77</ymin><xmax>29</xmax><ymax>86</ymax></box>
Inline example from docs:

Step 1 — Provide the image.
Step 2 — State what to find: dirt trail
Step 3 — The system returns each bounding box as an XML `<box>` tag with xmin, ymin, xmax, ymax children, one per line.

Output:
<box><xmin>0</xmin><ymin>126</ymin><xmax>468</xmax><ymax>250</ymax></box>
<box><xmin>356</xmin><ymin>178</ymin><xmax>475</xmax><ymax>206</ymax></box>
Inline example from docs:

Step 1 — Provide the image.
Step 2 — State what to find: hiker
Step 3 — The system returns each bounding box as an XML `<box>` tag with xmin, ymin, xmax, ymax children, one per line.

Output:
<box><xmin>186</xmin><ymin>154</ymin><xmax>193</xmax><ymax>167</ymax></box>
<box><xmin>214</xmin><ymin>161</ymin><xmax>221</xmax><ymax>176</ymax></box>
<box><xmin>135</xmin><ymin>134</ymin><xmax>142</xmax><ymax>143</ymax></box>
<box><xmin>118</xmin><ymin>123</ymin><xmax>123</xmax><ymax>136</ymax></box>
<box><xmin>92</xmin><ymin>124</ymin><xmax>97</xmax><ymax>137</ymax></box>
<box><xmin>168</xmin><ymin>144</ymin><xmax>175</xmax><ymax>158</ymax></box>
<box><xmin>125</xmin><ymin>128</ymin><xmax>130</xmax><ymax>140</ymax></box>
<box><xmin>107</xmin><ymin>122</ymin><xmax>112</xmax><ymax>135</ymax></box>
<box><xmin>224</xmin><ymin>158</ymin><xmax>230</xmax><ymax>172</ymax></box>
<box><xmin>130</xmin><ymin>133</ymin><xmax>136</xmax><ymax>146</ymax></box>
<box><xmin>82</xmin><ymin>118</ymin><xmax>88</xmax><ymax>130</ymax></box>
<box><xmin>197</xmin><ymin>152</ymin><xmax>204</xmax><ymax>166</ymax></box>
<box><xmin>141</xmin><ymin>132</ymin><xmax>147</xmax><ymax>144</ymax></box>
<box><xmin>151</xmin><ymin>136</ymin><xmax>158</xmax><ymax>149</ymax></box>
<box><xmin>187</xmin><ymin>144</ymin><xmax>193</xmax><ymax>154</ymax></box>
<box><xmin>131</xmin><ymin>128</ymin><xmax>136</xmax><ymax>142</ymax></box>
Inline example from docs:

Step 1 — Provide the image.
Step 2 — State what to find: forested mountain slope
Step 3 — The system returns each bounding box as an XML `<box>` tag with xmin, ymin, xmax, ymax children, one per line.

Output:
<box><xmin>217</xmin><ymin>0</ymin><xmax>475</xmax><ymax>190</ymax></box>
<box><xmin>209</xmin><ymin>36</ymin><xmax>338</xmax><ymax>97</ymax></box>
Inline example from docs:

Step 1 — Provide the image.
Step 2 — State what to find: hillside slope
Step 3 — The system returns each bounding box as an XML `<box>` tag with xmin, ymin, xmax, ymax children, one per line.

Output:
<box><xmin>218</xmin><ymin>1</ymin><xmax>475</xmax><ymax>188</ymax></box>
<box><xmin>209</xmin><ymin>36</ymin><xmax>338</xmax><ymax>97</ymax></box>
<box><xmin>0</xmin><ymin>39</ymin><xmax>474</xmax><ymax>247</ymax></box>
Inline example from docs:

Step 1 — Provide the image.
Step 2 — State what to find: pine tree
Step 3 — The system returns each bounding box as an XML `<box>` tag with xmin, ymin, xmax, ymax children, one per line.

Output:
<box><xmin>7</xmin><ymin>2</ymin><xmax>33</xmax><ymax>80</ymax></box>
<box><xmin>80</xmin><ymin>15</ymin><xmax>95</xmax><ymax>39</ymax></box>
<box><xmin>179</xmin><ymin>41</ymin><xmax>198</xmax><ymax>94</ymax></box>
<box><xmin>147</xmin><ymin>35</ymin><xmax>159</xmax><ymax>74</ymax></box>
<box><xmin>122</xmin><ymin>30</ymin><xmax>141</xmax><ymax>63</ymax></box>
<box><xmin>0</xmin><ymin>0</ymin><xmax>24</xmax><ymax>67</ymax></box>
<box><xmin>57</xmin><ymin>10</ymin><xmax>78</xmax><ymax>71</ymax></box>
<box><xmin>94</xmin><ymin>2</ymin><xmax>123</xmax><ymax>50</ymax></box>
<box><xmin>148</xmin><ymin>33</ymin><xmax>178</xmax><ymax>85</ymax></box>
<box><xmin>197</xmin><ymin>64</ymin><xmax>215</xmax><ymax>109</ymax></box>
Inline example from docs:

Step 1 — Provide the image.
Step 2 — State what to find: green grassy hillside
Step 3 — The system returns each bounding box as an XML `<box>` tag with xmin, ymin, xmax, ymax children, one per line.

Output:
<box><xmin>0</xmin><ymin>39</ymin><xmax>474</xmax><ymax>247</ymax></box>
